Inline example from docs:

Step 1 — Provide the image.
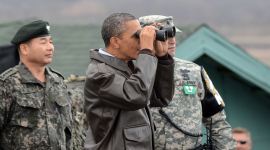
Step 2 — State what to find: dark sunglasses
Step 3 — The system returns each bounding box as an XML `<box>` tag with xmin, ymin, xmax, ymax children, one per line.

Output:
<box><xmin>237</xmin><ymin>141</ymin><xmax>247</xmax><ymax>144</ymax></box>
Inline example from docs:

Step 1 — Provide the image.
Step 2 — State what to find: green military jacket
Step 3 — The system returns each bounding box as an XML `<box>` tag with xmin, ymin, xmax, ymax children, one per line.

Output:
<box><xmin>0</xmin><ymin>62</ymin><xmax>73</xmax><ymax>150</ymax></box>
<box><xmin>151</xmin><ymin>57</ymin><xmax>236</xmax><ymax>150</ymax></box>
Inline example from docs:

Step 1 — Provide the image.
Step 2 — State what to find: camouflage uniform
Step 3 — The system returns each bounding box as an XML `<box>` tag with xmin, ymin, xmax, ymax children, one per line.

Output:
<box><xmin>66</xmin><ymin>79</ymin><xmax>88</xmax><ymax>150</ymax></box>
<box><xmin>151</xmin><ymin>58</ymin><xmax>237</xmax><ymax>150</ymax></box>
<box><xmin>0</xmin><ymin>62</ymin><xmax>73</xmax><ymax>150</ymax></box>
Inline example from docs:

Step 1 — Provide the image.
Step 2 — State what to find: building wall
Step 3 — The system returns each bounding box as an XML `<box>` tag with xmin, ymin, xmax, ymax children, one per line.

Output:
<box><xmin>195</xmin><ymin>58</ymin><xmax>270</xmax><ymax>150</ymax></box>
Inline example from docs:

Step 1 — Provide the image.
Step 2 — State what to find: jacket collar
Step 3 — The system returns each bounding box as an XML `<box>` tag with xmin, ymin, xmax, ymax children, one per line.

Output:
<box><xmin>45</xmin><ymin>67</ymin><xmax>59</xmax><ymax>91</ymax></box>
<box><xmin>18</xmin><ymin>62</ymin><xmax>38</xmax><ymax>84</ymax></box>
<box><xmin>18</xmin><ymin>62</ymin><xmax>59</xmax><ymax>86</ymax></box>
<box><xmin>89</xmin><ymin>49</ymin><xmax>133</xmax><ymax>75</ymax></box>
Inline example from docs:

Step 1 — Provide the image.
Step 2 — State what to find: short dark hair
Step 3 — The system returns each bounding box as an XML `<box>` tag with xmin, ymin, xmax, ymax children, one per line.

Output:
<box><xmin>101</xmin><ymin>13</ymin><xmax>136</xmax><ymax>47</ymax></box>
<box><xmin>17</xmin><ymin>45</ymin><xmax>20</xmax><ymax>53</ymax></box>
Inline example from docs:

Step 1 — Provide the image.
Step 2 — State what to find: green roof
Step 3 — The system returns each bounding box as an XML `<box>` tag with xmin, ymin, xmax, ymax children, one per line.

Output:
<box><xmin>175</xmin><ymin>24</ymin><xmax>202</xmax><ymax>44</ymax></box>
<box><xmin>175</xmin><ymin>25</ymin><xmax>270</xmax><ymax>94</ymax></box>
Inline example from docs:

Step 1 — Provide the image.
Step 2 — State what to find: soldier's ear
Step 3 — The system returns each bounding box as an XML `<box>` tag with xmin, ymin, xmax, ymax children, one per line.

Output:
<box><xmin>110</xmin><ymin>37</ymin><xmax>120</xmax><ymax>49</ymax></box>
<box><xmin>19</xmin><ymin>43</ymin><xmax>29</xmax><ymax>55</ymax></box>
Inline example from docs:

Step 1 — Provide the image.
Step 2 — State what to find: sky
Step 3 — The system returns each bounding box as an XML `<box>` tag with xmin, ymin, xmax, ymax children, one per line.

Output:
<box><xmin>0</xmin><ymin>0</ymin><xmax>269</xmax><ymax>27</ymax></box>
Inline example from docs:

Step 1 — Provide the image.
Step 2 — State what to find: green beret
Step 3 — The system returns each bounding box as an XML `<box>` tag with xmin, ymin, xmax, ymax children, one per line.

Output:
<box><xmin>11</xmin><ymin>20</ymin><xmax>51</xmax><ymax>44</ymax></box>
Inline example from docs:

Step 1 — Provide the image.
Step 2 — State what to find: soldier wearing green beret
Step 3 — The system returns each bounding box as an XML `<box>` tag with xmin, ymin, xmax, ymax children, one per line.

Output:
<box><xmin>139</xmin><ymin>15</ymin><xmax>237</xmax><ymax>150</ymax></box>
<box><xmin>0</xmin><ymin>20</ymin><xmax>73</xmax><ymax>150</ymax></box>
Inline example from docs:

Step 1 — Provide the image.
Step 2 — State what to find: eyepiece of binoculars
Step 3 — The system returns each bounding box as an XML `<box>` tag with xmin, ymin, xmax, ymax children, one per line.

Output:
<box><xmin>135</xmin><ymin>30</ymin><xmax>168</xmax><ymax>41</ymax></box>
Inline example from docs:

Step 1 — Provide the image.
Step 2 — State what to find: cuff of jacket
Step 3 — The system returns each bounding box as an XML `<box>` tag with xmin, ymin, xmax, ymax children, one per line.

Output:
<box><xmin>156</xmin><ymin>52</ymin><xmax>174</xmax><ymax>65</ymax></box>
<box><xmin>139</xmin><ymin>49</ymin><xmax>155</xmax><ymax>57</ymax></box>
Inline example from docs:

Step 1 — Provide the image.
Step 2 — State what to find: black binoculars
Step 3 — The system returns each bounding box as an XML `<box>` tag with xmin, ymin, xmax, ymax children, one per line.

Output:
<box><xmin>135</xmin><ymin>26</ymin><xmax>176</xmax><ymax>41</ymax></box>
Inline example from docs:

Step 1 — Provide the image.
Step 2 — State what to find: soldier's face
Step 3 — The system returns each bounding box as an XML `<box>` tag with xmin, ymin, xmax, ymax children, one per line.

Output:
<box><xmin>27</xmin><ymin>36</ymin><xmax>54</xmax><ymax>65</ymax></box>
<box><xmin>233</xmin><ymin>133</ymin><xmax>252</xmax><ymax>150</ymax></box>
<box><xmin>117</xmin><ymin>20</ymin><xmax>141</xmax><ymax>62</ymax></box>
<box><xmin>167</xmin><ymin>37</ymin><xmax>176</xmax><ymax>57</ymax></box>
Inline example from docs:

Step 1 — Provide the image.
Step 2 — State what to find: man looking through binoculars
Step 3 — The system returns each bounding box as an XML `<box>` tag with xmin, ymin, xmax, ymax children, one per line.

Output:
<box><xmin>84</xmin><ymin>13</ymin><xmax>175</xmax><ymax>150</ymax></box>
<box><xmin>139</xmin><ymin>15</ymin><xmax>237</xmax><ymax>150</ymax></box>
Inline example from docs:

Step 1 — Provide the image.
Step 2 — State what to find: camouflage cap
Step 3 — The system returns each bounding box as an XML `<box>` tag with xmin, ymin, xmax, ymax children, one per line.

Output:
<box><xmin>11</xmin><ymin>20</ymin><xmax>51</xmax><ymax>44</ymax></box>
<box><xmin>139</xmin><ymin>15</ymin><xmax>182</xmax><ymax>33</ymax></box>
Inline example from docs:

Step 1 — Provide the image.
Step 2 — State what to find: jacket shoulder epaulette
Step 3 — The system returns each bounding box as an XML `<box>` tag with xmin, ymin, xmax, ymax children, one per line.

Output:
<box><xmin>48</xmin><ymin>67</ymin><xmax>65</xmax><ymax>79</ymax></box>
<box><xmin>0</xmin><ymin>68</ymin><xmax>18</xmax><ymax>82</ymax></box>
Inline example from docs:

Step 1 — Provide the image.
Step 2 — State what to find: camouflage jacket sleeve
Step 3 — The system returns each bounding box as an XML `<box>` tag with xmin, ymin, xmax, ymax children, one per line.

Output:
<box><xmin>0</xmin><ymin>81</ymin><xmax>14</xmax><ymax>133</ymax></box>
<box><xmin>202</xmin><ymin>110</ymin><xmax>237</xmax><ymax>150</ymax></box>
<box><xmin>60</xmin><ymin>80</ymin><xmax>73</xmax><ymax>150</ymax></box>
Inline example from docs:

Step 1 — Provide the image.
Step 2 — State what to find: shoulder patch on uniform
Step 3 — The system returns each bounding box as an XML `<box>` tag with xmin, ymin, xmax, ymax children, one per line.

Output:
<box><xmin>201</xmin><ymin>66</ymin><xmax>225</xmax><ymax>107</ymax></box>
<box><xmin>48</xmin><ymin>67</ymin><xmax>65</xmax><ymax>79</ymax></box>
<box><xmin>0</xmin><ymin>68</ymin><xmax>18</xmax><ymax>81</ymax></box>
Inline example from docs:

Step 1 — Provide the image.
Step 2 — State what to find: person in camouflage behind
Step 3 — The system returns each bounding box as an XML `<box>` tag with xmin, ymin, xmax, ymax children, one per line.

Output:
<box><xmin>66</xmin><ymin>78</ymin><xmax>88</xmax><ymax>150</ymax></box>
<box><xmin>0</xmin><ymin>20</ymin><xmax>73</xmax><ymax>150</ymax></box>
<box><xmin>139</xmin><ymin>15</ymin><xmax>237</xmax><ymax>150</ymax></box>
